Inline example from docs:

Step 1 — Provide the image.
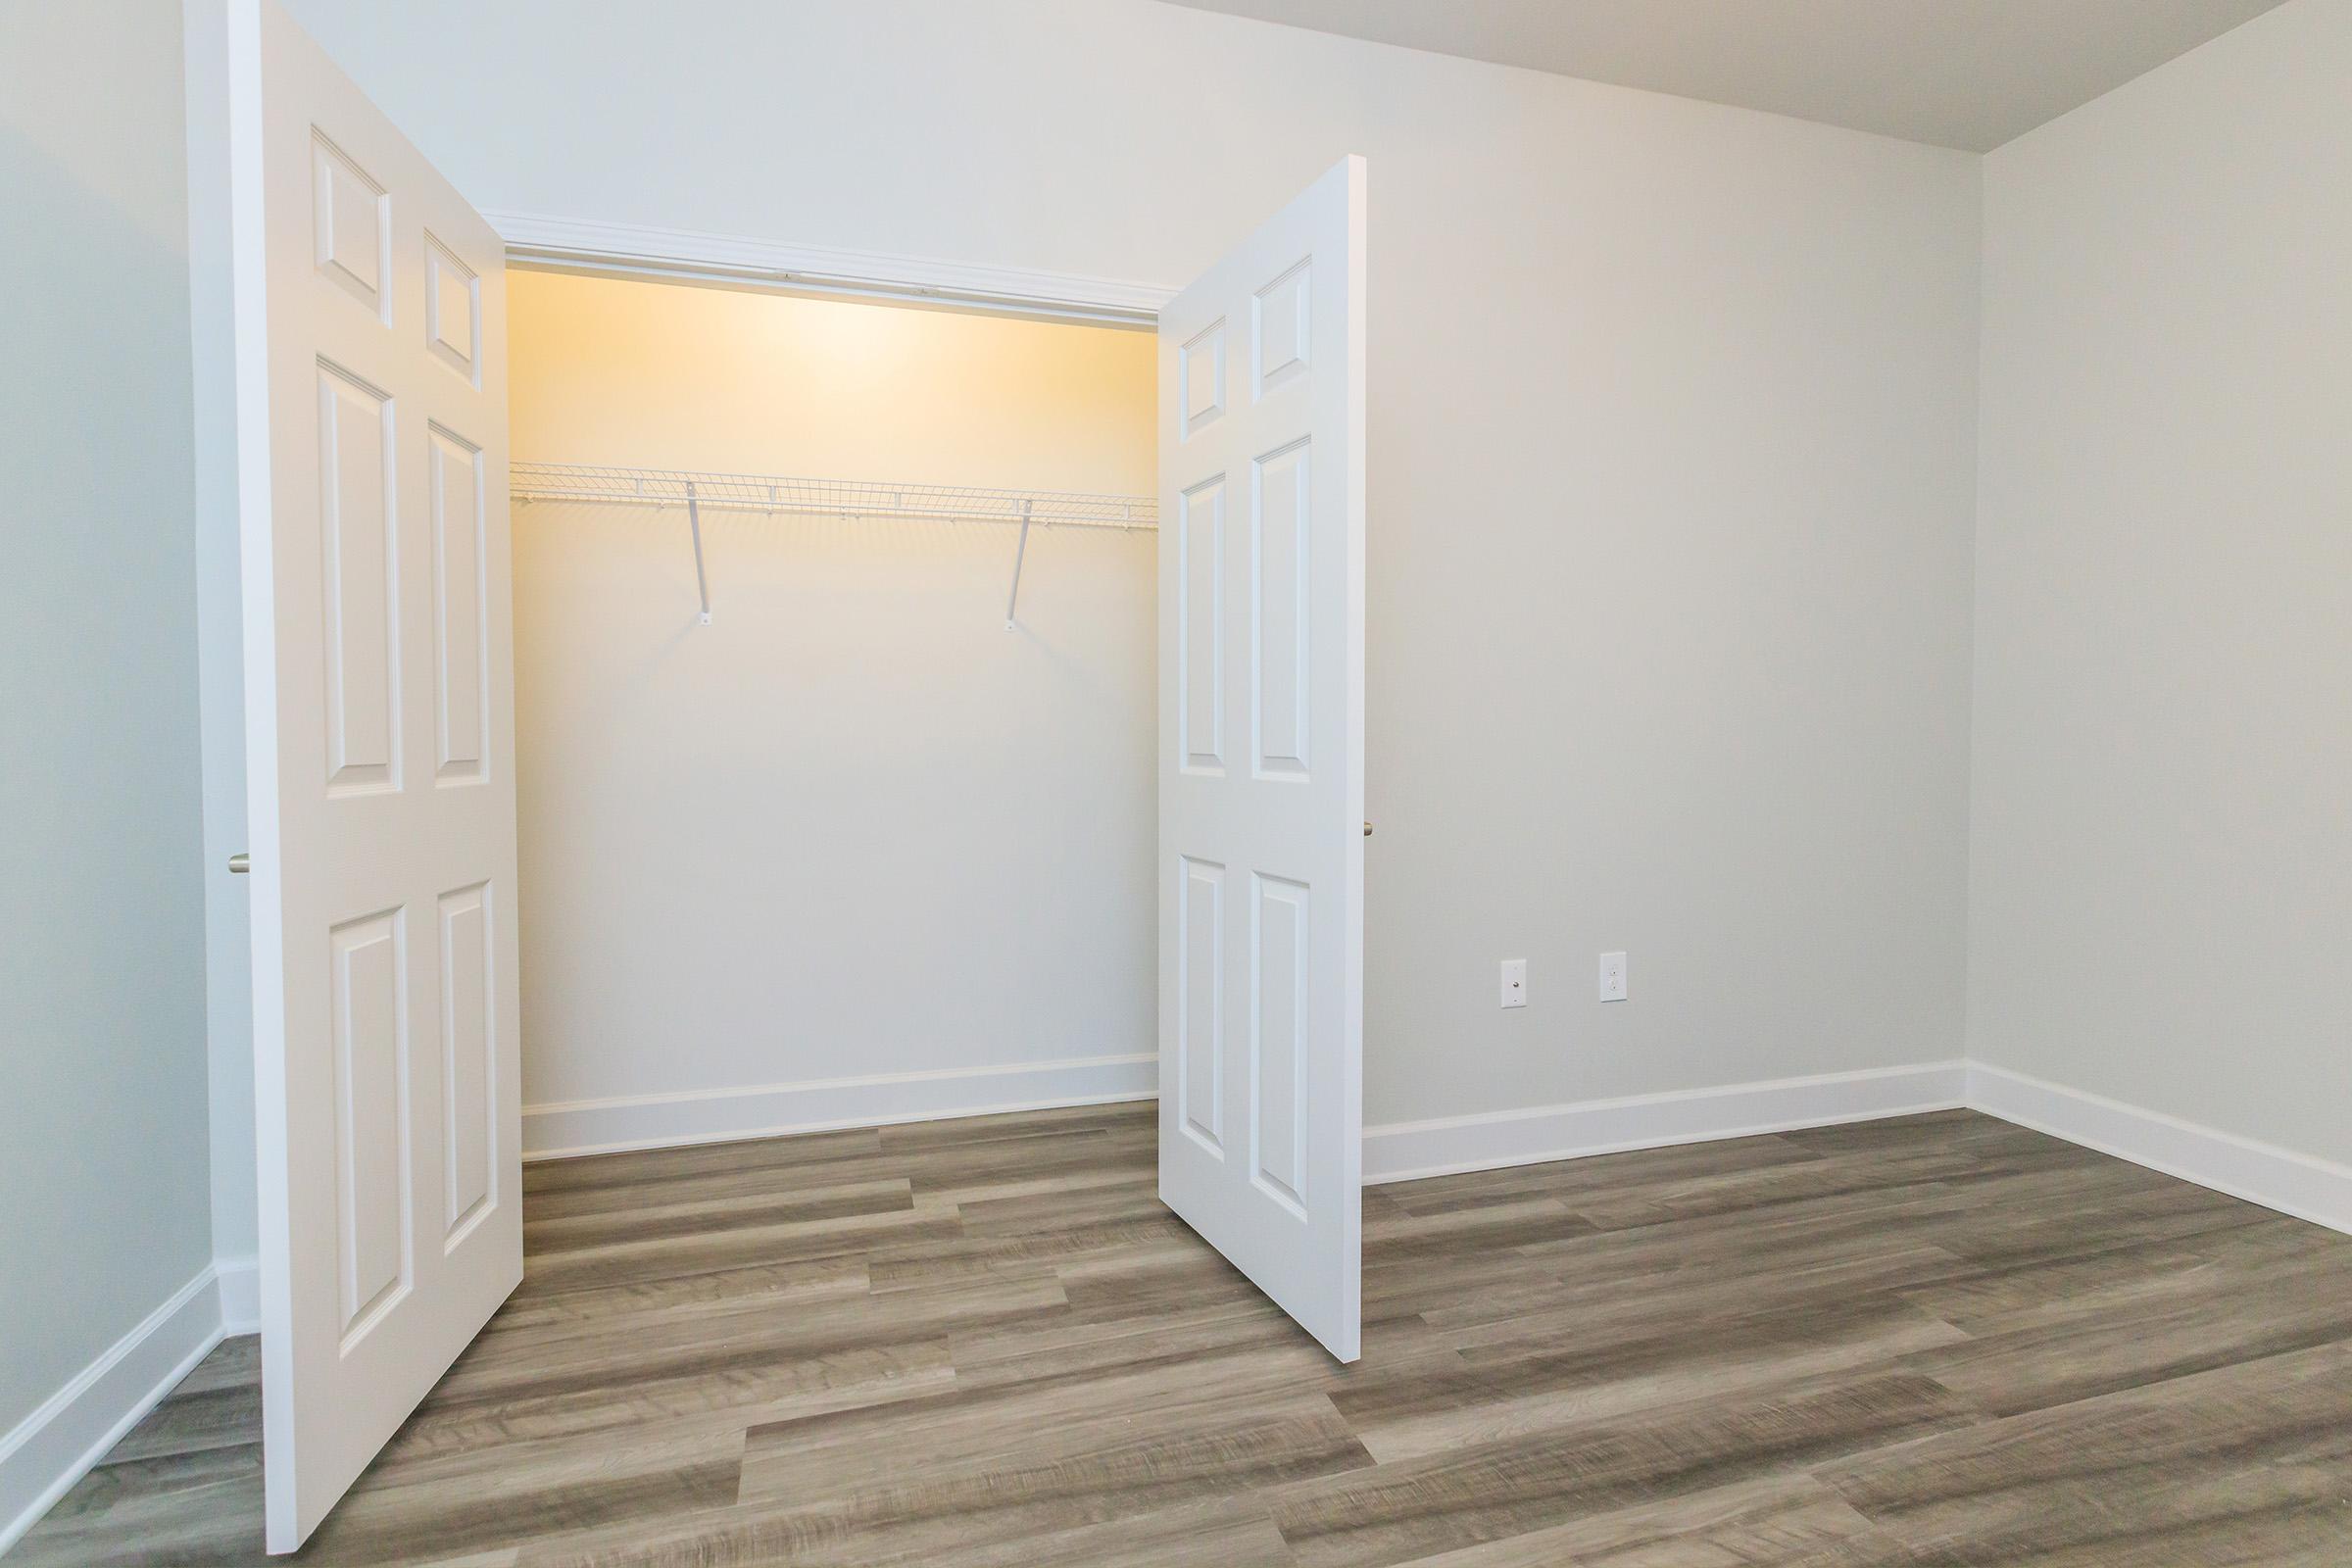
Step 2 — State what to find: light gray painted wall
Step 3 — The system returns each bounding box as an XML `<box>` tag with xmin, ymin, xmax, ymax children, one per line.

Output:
<box><xmin>285</xmin><ymin>0</ymin><xmax>1984</xmax><ymax>1128</ymax></box>
<box><xmin>0</xmin><ymin>0</ymin><xmax>216</xmax><ymax>1438</ymax></box>
<box><xmin>1969</xmin><ymin>0</ymin><xmax>2352</xmax><ymax>1164</ymax></box>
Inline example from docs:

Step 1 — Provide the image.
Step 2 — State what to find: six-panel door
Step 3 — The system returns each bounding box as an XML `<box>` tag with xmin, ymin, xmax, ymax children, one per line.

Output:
<box><xmin>235</xmin><ymin>0</ymin><xmax>522</xmax><ymax>1547</ymax></box>
<box><xmin>1157</xmin><ymin>158</ymin><xmax>1366</xmax><ymax>1362</ymax></box>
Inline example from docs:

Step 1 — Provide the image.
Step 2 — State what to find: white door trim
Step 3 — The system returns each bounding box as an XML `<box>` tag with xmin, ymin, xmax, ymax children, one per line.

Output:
<box><xmin>485</xmin><ymin>211</ymin><xmax>1179</xmax><ymax>328</ymax></box>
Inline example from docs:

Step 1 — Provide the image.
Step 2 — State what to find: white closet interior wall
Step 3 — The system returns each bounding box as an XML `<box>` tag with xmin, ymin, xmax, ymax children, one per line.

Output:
<box><xmin>509</xmin><ymin>272</ymin><xmax>1158</xmax><ymax>1155</ymax></box>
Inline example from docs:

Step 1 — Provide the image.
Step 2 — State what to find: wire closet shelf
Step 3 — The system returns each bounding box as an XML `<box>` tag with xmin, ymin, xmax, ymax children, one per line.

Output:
<box><xmin>510</xmin><ymin>462</ymin><xmax>1158</xmax><ymax>531</ymax></box>
<box><xmin>509</xmin><ymin>461</ymin><xmax>1156</xmax><ymax>629</ymax></box>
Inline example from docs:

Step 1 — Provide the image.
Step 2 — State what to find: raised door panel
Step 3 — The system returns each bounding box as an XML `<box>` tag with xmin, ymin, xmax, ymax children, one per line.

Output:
<box><xmin>1178</xmin><ymin>857</ymin><xmax>1225</xmax><ymax>1155</ymax></box>
<box><xmin>310</xmin><ymin>130</ymin><xmax>388</xmax><ymax>320</ymax></box>
<box><xmin>437</xmin><ymin>882</ymin><xmax>495</xmax><ymax>1241</ymax></box>
<box><xmin>1180</xmin><ymin>478</ymin><xmax>1226</xmax><ymax>774</ymax></box>
<box><xmin>1251</xmin><ymin>261</ymin><xmax>1310</xmax><ymax>399</ymax></box>
<box><xmin>317</xmin><ymin>364</ymin><xmax>399</xmax><ymax>795</ymax></box>
<box><xmin>1251</xmin><ymin>439</ymin><xmax>1310</xmax><ymax>781</ymax></box>
<box><xmin>428</xmin><ymin>425</ymin><xmax>486</xmax><ymax>783</ymax></box>
<box><xmin>327</xmin><ymin>907</ymin><xmax>410</xmax><ymax>1341</ymax></box>
<box><xmin>1181</xmin><ymin>319</ymin><xmax>1226</xmax><ymax>437</ymax></box>
<box><xmin>423</xmin><ymin>232</ymin><xmax>480</xmax><ymax>385</ymax></box>
<box><xmin>1250</xmin><ymin>873</ymin><xmax>1309</xmax><ymax>1215</ymax></box>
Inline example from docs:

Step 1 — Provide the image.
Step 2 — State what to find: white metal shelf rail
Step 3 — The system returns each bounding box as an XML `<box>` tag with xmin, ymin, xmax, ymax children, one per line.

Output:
<box><xmin>510</xmin><ymin>461</ymin><xmax>1157</xmax><ymax>629</ymax></box>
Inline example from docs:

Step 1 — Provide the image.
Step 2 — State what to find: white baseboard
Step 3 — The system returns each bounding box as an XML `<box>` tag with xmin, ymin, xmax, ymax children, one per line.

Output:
<box><xmin>213</xmin><ymin>1257</ymin><xmax>260</xmax><ymax>1335</ymax></box>
<box><xmin>521</xmin><ymin>1053</ymin><xmax>1159</xmax><ymax>1160</ymax></box>
<box><xmin>1967</xmin><ymin>1063</ymin><xmax>2352</xmax><ymax>1237</ymax></box>
<box><xmin>0</xmin><ymin>1265</ymin><xmax>227</xmax><ymax>1556</ymax></box>
<box><xmin>517</xmin><ymin>1051</ymin><xmax>2351</xmax><ymax>1238</ymax></box>
<box><xmin>1363</xmin><ymin>1061</ymin><xmax>1969</xmax><ymax>1185</ymax></box>
<box><xmin>7</xmin><ymin>1059</ymin><xmax>2334</xmax><ymax>1558</ymax></box>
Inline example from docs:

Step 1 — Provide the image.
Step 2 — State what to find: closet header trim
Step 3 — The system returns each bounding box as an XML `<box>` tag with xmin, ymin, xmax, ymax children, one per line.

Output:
<box><xmin>491</xmin><ymin>211</ymin><xmax>1179</xmax><ymax>329</ymax></box>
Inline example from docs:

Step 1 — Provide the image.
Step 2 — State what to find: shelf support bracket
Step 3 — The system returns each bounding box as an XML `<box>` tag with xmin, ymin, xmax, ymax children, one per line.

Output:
<box><xmin>1004</xmin><ymin>500</ymin><xmax>1033</xmax><ymax>631</ymax></box>
<box><xmin>686</xmin><ymin>480</ymin><xmax>712</xmax><ymax>624</ymax></box>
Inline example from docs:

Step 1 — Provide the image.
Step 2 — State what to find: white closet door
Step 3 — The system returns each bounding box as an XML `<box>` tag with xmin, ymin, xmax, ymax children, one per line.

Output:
<box><xmin>227</xmin><ymin>0</ymin><xmax>521</xmax><ymax>1548</ymax></box>
<box><xmin>1157</xmin><ymin>157</ymin><xmax>1367</xmax><ymax>1362</ymax></box>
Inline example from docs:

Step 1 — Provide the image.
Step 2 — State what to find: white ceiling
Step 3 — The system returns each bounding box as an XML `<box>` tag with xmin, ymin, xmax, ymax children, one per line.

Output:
<box><xmin>1156</xmin><ymin>0</ymin><xmax>2285</xmax><ymax>151</ymax></box>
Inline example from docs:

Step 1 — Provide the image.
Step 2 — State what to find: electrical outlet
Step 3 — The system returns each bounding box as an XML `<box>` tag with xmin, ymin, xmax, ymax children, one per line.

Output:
<box><xmin>1599</xmin><ymin>952</ymin><xmax>1627</xmax><ymax>1003</ymax></box>
<box><xmin>1499</xmin><ymin>958</ymin><xmax>1528</xmax><ymax>1008</ymax></box>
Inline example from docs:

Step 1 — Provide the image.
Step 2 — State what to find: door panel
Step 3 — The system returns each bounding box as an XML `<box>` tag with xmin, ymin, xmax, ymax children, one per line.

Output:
<box><xmin>229</xmin><ymin>0</ymin><xmax>521</xmax><ymax>1547</ymax></box>
<box><xmin>1157</xmin><ymin>157</ymin><xmax>1366</xmax><ymax>1362</ymax></box>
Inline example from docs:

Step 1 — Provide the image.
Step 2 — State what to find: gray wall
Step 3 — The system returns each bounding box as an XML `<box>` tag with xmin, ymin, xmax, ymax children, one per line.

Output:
<box><xmin>285</xmin><ymin>0</ymin><xmax>1984</xmax><ymax>1130</ymax></box>
<box><xmin>1969</xmin><ymin>0</ymin><xmax>2352</xmax><ymax>1165</ymax></box>
<box><xmin>0</xmin><ymin>0</ymin><xmax>215</xmax><ymax>1438</ymax></box>
<box><xmin>7</xmin><ymin>0</ymin><xmax>2337</xmax><ymax>1459</ymax></box>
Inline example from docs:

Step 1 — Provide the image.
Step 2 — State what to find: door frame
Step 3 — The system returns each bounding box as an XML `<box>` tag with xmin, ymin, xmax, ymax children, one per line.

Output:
<box><xmin>193</xmin><ymin>199</ymin><xmax>1213</xmax><ymax>1281</ymax></box>
<box><xmin>183</xmin><ymin>0</ymin><xmax>1365</xmax><ymax>1534</ymax></box>
<box><xmin>190</xmin><ymin>197</ymin><xmax>1194</xmax><ymax>1285</ymax></box>
<box><xmin>487</xmin><ymin>210</ymin><xmax>1181</xmax><ymax>329</ymax></box>
<box><xmin>183</xmin><ymin>185</ymin><xmax>1282</xmax><ymax>1527</ymax></box>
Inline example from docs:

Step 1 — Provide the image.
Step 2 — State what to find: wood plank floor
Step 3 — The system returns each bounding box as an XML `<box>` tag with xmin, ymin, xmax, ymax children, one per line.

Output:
<box><xmin>18</xmin><ymin>1104</ymin><xmax>2352</xmax><ymax>1566</ymax></box>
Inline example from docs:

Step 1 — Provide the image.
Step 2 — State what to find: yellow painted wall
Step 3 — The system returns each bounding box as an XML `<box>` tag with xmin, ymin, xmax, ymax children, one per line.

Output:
<box><xmin>506</xmin><ymin>272</ymin><xmax>1158</xmax><ymax>1134</ymax></box>
<box><xmin>508</xmin><ymin>270</ymin><xmax>1153</xmax><ymax>492</ymax></box>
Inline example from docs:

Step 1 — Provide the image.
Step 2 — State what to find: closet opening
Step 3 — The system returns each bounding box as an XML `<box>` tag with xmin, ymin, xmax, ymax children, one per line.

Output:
<box><xmin>215</xmin><ymin>65</ymin><xmax>1360</xmax><ymax>1529</ymax></box>
<box><xmin>502</xmin><ymin>268</ymin><xmax>1162</xmax><ymax>1165</ymax></box>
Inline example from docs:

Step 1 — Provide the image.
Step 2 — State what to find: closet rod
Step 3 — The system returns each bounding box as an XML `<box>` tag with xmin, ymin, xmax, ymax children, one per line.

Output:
<box><xmin>512</xmin><ymin>462</ymin><xmax>1155</xmax><ymax>630</ymax></box>
<box><xmin>510</xmin><ymin>462</ymin><xmax>1157</xmax><ymax>531</ymax></box>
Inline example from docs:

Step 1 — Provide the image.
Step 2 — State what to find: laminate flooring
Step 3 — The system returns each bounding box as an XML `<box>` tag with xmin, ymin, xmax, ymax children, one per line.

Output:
<box><xmin>17</xmin><ymin>1104</ymin><xmax>2352</xmax><ymax>1566</ymax></box>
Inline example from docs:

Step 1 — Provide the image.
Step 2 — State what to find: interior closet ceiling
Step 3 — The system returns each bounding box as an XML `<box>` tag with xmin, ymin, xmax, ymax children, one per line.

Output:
<box><xmin>1155</xmin><ymin>0</ymin><xmax>2284</xmax><ymax>151</ymax></box>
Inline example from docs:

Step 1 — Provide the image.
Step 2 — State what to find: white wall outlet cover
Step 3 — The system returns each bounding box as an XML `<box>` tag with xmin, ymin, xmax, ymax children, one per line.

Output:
<box><xmin>1500</xmin><ymin>958</ymin><xmax>1528</xmax><ymax>1008</ymax></box>
<box><xmin>1599</xmin><ymin>952</ymin><xmax>1628</xmax><ymax>1003</ymax></box>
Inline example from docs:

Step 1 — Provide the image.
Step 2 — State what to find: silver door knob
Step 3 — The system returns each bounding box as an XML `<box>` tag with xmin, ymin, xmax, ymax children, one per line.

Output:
<box><xmin>1362</xmin><ymin>822</ymin><xmax>1373</xmax><ymax>837</ymax></box>
<box><xmin>228</xmin><ymin>854</ymin><xmax>250</xmax><ymax>874</ymax></box>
